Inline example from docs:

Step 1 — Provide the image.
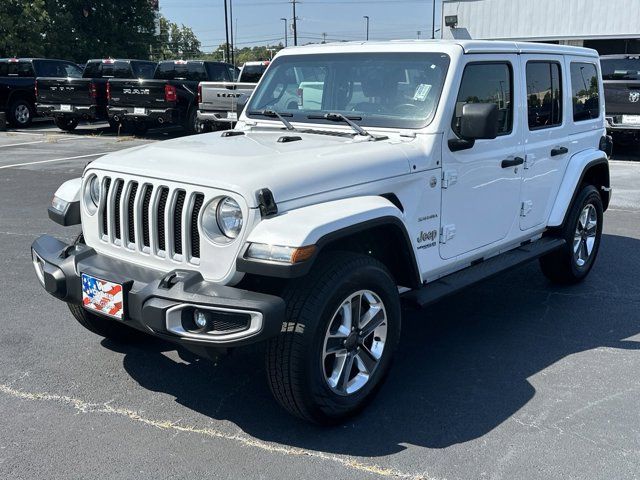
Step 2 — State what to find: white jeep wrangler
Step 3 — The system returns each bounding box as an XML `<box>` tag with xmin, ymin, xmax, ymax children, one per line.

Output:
<box><xmin>32</xmin><ymin>40</ymin><xmax>612</xmax><ymax>424</ymax></box>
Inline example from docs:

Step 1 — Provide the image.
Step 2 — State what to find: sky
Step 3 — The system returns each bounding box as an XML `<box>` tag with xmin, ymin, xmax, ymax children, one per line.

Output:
<box><xmin>159</xmin><ymin>0</ymin><xmax>442</xmax><ymax>52</ymax></box>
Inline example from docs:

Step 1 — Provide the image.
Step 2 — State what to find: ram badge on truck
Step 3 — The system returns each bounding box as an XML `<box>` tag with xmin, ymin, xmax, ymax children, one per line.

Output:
<box><xmin>32</xmin><ymin>40</ymin><xmax>612</xmax><ymax>424</ymax></box>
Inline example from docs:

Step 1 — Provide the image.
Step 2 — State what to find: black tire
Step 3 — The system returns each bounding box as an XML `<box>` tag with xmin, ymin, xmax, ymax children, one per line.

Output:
<box><xmin>266</xmin><ymin>252</ymin><xmax>401</xmax><ymax>424</ymax></box>
<box><xmin>133</xmin><ymin>122</ymin><xmax>148</xmax><ymax>136</ymax></box>
<box><xmin>67</xmin><ymin>234</ymin><xmax>146</xmax><ymax>343</ymax></box>
<box><xmin>8</xmin><ymin>98</ymin><xmax>33</xmax><ymax>127</ymax></box>
<box><xmin>184</xmin><ymin>107</ymin><xmax>198</xmax><ymax>134</ymax></box>
<box><xmin>54</xmin><ymin>116</ymin><xmax>79</xmax><ymax>132</ymax></box>
<box><xmin>539</xmin><ymin>184</ymin><xmax>603</xmax><ymax>284</ymax></box>
<box><xmin>108</xmin><ymin>118</ymin><xmax>120</xmax><ymax>131</ymax></box>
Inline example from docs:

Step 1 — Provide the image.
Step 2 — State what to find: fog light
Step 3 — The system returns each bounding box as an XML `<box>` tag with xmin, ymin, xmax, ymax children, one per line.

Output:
<box><xmin>194</xmin><ymin>310</ymin><xmax>208</xmax><ymax>328</ymax></box>
<box><xmin>51</xmin><ymin>196</ymin><xmax>68</xmax><ymax>213</ymax></box>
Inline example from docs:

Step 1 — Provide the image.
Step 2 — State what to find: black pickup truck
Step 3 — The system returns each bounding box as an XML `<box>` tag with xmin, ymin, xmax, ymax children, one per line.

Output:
<box><xmin>37</xmin><ymin>59</ymin><xmax>156</xmax><ymax>131</ymax></box>
<box><xmin>0</xmin><ymin>58</ymin><xmax>82</xmax><ymax>127</ymax></box>
<box><xmin>107</xmin><ymin>60</ymin><xmax>236</xmax><ymax>134</ymax></box>
<box><xmin>602</xmin><ymin>55</ymin><xmax>640</xmax><ymax>145</ymax></box>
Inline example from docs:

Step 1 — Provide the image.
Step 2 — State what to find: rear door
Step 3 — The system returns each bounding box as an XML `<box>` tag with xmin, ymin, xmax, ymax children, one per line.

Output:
<box><xmin>439</xmin><ymin>56</ymin><xmax>525</xmax><ymax>260</ymax></box>
<box><xmin>519</xmin><ymin>55</ymin><xmax>568</xmax><ymax>230</ymax></box>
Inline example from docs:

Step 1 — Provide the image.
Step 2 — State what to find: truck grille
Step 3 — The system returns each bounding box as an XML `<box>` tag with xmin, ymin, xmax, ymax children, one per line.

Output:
<box><xmin>99</xmin><ymin>176</ymin><xmax>205</xmax><ymax>263</ymax></box>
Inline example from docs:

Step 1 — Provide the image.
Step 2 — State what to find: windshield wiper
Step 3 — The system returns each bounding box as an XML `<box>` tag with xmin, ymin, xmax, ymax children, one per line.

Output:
<box><xmin>248</xmin><ymin>109</ymin><xmax>296</xmax><ymax>131</ymax></box>
<box><xmin>307</xmin><ymin>112</ymin><xmax>375</xmax><ymax>138</ymax></box>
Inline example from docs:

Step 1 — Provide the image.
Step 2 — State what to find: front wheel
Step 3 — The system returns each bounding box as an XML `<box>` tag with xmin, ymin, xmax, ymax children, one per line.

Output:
<box><xmin>539</xmin><ymin>184</ymin><xmax>603</xmax><ymax>284</ymax></box>
<box><xmin>266</xmin><ymin>252</ymin><xmax>401</xmax><ymax>424</ymax></box>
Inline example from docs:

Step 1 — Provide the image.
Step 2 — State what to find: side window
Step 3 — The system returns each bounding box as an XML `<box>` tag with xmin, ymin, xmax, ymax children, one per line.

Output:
<box><xmin>526</xmin><ymin>62</ymin><xmax>562</xmax><ymax>129</ymax></box>
<box><xmin>0</xmin><ymin>62</ymin><xmax>7</xmax><ymax>76</ymax></box>
<box><xmin>570</xmin><ymin>62</ymin><xmax>600</xmax><ymax>121</ymax></box>
<box><xmin>18</xmin><ymin>62</ymin><xmax>35</xmax><ymax>77</ymax></box>
<box><xmin>453</xmin><ymin>63</ymin><xmax>513</xmax><ymax>137</ymax></box>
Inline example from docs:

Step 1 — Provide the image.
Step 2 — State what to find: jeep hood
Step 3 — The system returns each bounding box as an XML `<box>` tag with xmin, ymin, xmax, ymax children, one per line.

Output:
<box><xmin>89</xmin><ymin>129</ymin><xmax>416</xmax><ymax>208</ymax></box>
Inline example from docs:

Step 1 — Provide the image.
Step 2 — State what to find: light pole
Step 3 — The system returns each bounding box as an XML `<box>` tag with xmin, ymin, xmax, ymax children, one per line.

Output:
<box><xmin>431</xmin><ymin>0</ymin><xmax>436</xmax><ymax>39</ymax></box>
<box><xmin>280</xmin><ymin>17</ymin><xmax>288</xmax><ymax>47</ymax></box>
<box><xmin>291</xmin><ymin>0</ymin><xmax>298</xmax><ymax>46</ymax></box>
<box><xmin>363</xmin><ymin>15</ymin><xmax>369</xmax><ymax>41</ymax></box>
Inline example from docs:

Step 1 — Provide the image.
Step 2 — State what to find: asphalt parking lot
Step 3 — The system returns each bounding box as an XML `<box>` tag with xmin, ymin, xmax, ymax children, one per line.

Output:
<box><xmin>0</xmin><ymin>122</ymin><xmax>639</xmax><ymax>480</ymax></box>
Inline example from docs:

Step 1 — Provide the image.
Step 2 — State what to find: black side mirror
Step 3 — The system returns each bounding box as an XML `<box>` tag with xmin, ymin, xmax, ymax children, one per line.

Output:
<box><xmin>449</xmin><ymin>102</ymin><xmax>500</xmax><ymax>152</ymax></box>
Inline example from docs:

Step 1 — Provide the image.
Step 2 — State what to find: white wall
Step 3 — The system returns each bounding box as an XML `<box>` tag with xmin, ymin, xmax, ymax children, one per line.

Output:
<box><xmin>442</xmin><ymin>0</ymin><xmax>640</xmax><ymax>40</ymax></box>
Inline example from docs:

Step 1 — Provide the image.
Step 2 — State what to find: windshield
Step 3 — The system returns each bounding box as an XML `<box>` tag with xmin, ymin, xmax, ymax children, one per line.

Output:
<box><xmin>601</xmin><ymin>58</ymin><xmax>640</xmax><ymax>81</ymax></box>
<box><xmin>246</xmin><ymin>52</ymin><xmax>450</xmax><ymax>129</ymax></box>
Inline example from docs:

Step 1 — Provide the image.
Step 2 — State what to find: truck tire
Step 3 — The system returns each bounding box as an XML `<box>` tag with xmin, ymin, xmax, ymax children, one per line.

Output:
<box><xmin>8</xmin><ymin>98</ymin><xmax>33</xmax><ymax>127</ymax></box>
<box><xmin>266</xmin><ymin>252</ymin><xmax>401</xmax><ymax>424</ymax></box>
<box><xmin>67</xmin><ymin>234</ymin><xmax>145</xmax><ymax>343</ymax></box>
<box><xmin>539</xmin><ymin>184</ymin><xmax>603</xmax><ymax>284</ymax></box>
<box><xmin>185</xmin><ymin>107</ymin><xmax>198</xmax><ymax>135</ymax></box>
<box><xmin>54</xmin><ymin>117</ymin><xmax>79</xmax><ymax>132</ymax></box>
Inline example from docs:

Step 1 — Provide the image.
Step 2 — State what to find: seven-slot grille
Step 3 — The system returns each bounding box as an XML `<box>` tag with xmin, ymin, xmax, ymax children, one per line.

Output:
<box><xmin>99</xmin><ymin>176</ymin><xmax>205</xmax><ymax>262</ymax></box>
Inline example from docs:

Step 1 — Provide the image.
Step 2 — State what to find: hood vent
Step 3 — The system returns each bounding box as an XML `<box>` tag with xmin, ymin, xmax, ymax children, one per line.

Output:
<box><xmin>278</xmin><ymin>135</ymin><xmax>302</xmax><ymax>143</ymax></box>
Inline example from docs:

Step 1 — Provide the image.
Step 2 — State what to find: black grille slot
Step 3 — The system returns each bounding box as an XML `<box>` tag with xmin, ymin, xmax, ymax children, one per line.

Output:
<box><xmin>127</xmin><ymin>182</ymin><xmax>138</xmax><ymax>244</ymax></box>
<box><xmin>113</xmin><ymin>180</ymin><xmax>124</xmax><ymax>240</ymax></box>
<box><xmin>141</xmin><ymin>185</ymin><xmax>153</xmax><ymax>248</ymax></box>
<box><xmin>174</xmin><ymin>190</ymin><xmax>186</xmax><ymax>255</ymax></box>
<box><xmin>190</xmin><ymin>194</ymin><xmax>204</xmax><ymax>259</ymax></box>
<box><xmin>101</xmin><ymin>177</ymin><xmax>111</xmax><ymax>236</ymax></box>
<box><xmin>157</xmin><ymin>187</ymin><xmax>169</xmax><ymax>251</ymax></box>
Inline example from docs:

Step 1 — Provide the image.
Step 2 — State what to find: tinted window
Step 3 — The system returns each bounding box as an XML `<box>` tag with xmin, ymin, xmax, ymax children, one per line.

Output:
<box><xmin>82</xmin><ymin>61</ymin><xmax>101</xmax><ymax>78</ymax></box>
<box><xmin>33</xmin><ymin>60</ymin><xmax>83</xmax><ymax>78</ymax></box>
<box><xmin>131</xmin><ymin>61</ymin><xmax>156</xmax><ymax>79</ymax></box>
<box><xmin>155</xmin><ymin>61</ymin><xmax>207</xmax><ymax>81</ymax></box>
<box><xmin>248</xmin><ymin>52</ymin><xmax>450</xmax><ymax>129</ymax></box>
<box><xmin>526</xmin><ymin>62</ymin><xmax>562</xmax><ymax>130</ymax></box>
<box><xmin>227</xmin><ymin>66</ymin><xmax>239</xmax><ymax>81</ymax></box>
<box><xmin>0</xmin><ymin>62</ymin><xmax>6</xmax><ymax>76</ymax></box>
<box><xmin>240</xmin><ymin>64</ymin><xmax>268</xmax><ymax>83</ymax></box>
<box><xmin>454</xmin><ymin>63</ymin><xmax>513</xmax><ymax>136</ymax></box>
<box><xmin>571</xmin><ymin>62</ymin><xmax>600</xmax><ymax>121</ymax></box>
<box><xmin>601</xmin><ymin>57</ymin><xmax>640</xmax><ymax>81</ymax></box>
<box><xmin>207</xmin><ymin>64</ymin><xmax>228</xmax><ymax>81</ymax></box>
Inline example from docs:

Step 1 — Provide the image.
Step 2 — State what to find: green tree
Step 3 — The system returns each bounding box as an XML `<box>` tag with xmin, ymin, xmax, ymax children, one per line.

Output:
<box><xmin>0</xmin><ymin>0</ymin><xmax>49</xmax><ymax>57</ymax></box>
<box><xmin>155</xmin><ymin>16</ymin><xmax>201</xmax><ymax>60</ymax></box>
<box><xmin>43</xmin><ymin>0</ymin><xmax>157</xmax><ymax>62</ymax></box>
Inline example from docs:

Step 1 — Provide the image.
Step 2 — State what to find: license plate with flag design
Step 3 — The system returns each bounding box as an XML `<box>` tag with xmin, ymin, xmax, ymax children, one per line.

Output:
<box><xmin>81</xmin><ymin>273</ymin><xmax>124</xmax><ymax>320</ymax></box>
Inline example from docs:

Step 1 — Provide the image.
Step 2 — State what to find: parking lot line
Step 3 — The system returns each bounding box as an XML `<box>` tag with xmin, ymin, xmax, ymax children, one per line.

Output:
<box><xmin>0</xmin><ymin>152</ymin><xmax>110</xmax><ymax>170</ymax></box>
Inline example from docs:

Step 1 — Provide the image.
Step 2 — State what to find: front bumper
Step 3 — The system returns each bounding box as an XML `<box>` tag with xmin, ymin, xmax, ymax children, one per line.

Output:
<box><xmin>37</xmin><ymin>103</ymin><xmax>104</xmax><ymax>121</ymax></box>
<box><xmin>31</xmin><ymin>235</ymin><xmax>285</xmax><ymax>347</ymax></box>
<box><xmin>108</xmin><ymin>107</ymin><xmax>179</xmax><ymax>125</ymax></box>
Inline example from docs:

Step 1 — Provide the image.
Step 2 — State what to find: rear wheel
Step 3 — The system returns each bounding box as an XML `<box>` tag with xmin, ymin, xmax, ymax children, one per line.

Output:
<box><xmin>539</xmin><ymin>184</ymin><xmax>603</xmax><ymax>284</ymax></box>
<box><xmin>184</xmin><ymin>107</ymin><xmax>198</xmax><ymax>134</ymax></box>
<box><xmin>8</xmin><ymin>98</ymin><xmax>33</xmax><ymax>127</ymax></box>
<box><xmin>266</xmin><ymin>252</ymin><xmax>401</xmax><ymax>424</ymax></box>
<box><xmin>54</xmin><ymin>116</ymin><xmax>79</xmax><ymax>132</ymax></box>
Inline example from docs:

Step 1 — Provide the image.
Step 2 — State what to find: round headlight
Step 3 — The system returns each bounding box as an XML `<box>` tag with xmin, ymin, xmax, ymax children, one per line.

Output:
<box><xmin>216</xmin><ymin>197</ymin><xmax>243</xmax><ymax>239</ymax></box>
<box><xmin>83</xmin><ymin>175</ymin><xmax>100</xmax><ymax>215</ymax></box>
<box><xmin>89</xmin><ymin>176</ymin><xmax>101</xmax><ymax>206</ymax></box>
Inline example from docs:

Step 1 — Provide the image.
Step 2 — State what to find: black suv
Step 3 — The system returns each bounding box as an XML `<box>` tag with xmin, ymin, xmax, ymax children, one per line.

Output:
<box><xmin>0</xmin><ymin>58</ymin><xmax>82</xmax><ymax>127</ymax></box>
<box><xmin>601</xmin><ymin>55</ymin><xmax>640</xmax><ymax>145</ymax></box>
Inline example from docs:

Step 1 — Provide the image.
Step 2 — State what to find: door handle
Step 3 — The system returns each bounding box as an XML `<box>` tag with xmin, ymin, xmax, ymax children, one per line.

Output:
<box><xmin>501</xmin><ymin>157</ymin><xmax>524</xmax><ymax>168</ymax></box>
<box><xmin>551</xmin><ymin>146</ymin><xmax>569</xmax><ymax>157</ymax></box>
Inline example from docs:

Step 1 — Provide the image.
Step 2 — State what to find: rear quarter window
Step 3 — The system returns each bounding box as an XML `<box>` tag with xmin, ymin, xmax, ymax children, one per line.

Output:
<box><xmin>570</xmin><ymin>62</ymin><xmax>600</xmax><ymax>122</ymax></box>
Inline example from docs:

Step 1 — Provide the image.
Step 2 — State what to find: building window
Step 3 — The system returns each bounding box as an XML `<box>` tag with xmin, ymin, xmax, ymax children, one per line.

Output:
<box><xmin>453</xmin><ymin>62</ymin><xmax>513</xmax><ymax>136</ymax></box>
<box><xmin>526</xmin><ymin>62</ymin><xmax>562</xmax><ymax>130</ymax></box>
<box><xmin>571</xmin><ymin>62</ymin><xmax>600</xmax><ymax>122</ymax></box>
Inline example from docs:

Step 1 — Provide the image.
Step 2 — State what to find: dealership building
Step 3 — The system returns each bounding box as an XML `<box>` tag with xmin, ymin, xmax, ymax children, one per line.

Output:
<box><xmin>442</xmin><ymin>0</ymin><xmax>640</xmax><ymax>55</ymax></box>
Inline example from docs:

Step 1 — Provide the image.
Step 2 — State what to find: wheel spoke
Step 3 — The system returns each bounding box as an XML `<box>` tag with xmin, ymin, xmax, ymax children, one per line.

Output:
<box><xmin>350</xmin><ymin>294</ymin><xmax>362</xmax><ymax>330</ymax></box>
<box><xmin>579</xmin><ymin>209</ymin><xmax>588</xmax><ymax>230</ymax></box>
<box><xmin>579</xmin><ymin>238</ymin><xmax>588</xmax><ymax>263</ymax></box>
<box><xmin>338</xmin><ymin>302</ymin><xmax>352</xmax><ymax>336</ymax></box>
<box><xmin>585</xmin><ymin>235</ymin><xmax>595</xmax><ymax>255</ymax></box>
<box><xmin>324</xmin><ymin>336</ymin><xmax>347</xmax><ymax>357</ymax></box>
<box><xmin>360</xmin><ymin>308</ymin><xmax>385</xmax><ymax>339</ymax></box>
<box><xmin>338</xmin><ymin>353</ymin><xmax>355</xmax><ymax>391</ymax></box>
<box><xmin>355</xmin><ymin>347</ymin><xmax>378</xmax><ymax>374</ymax></box>
<box><xmin>327</xmin><ymin>354</ymin><xmax>348</xmax><ymax>389</ymax></box>
<box><xmin>573</xmin><ymin>235</ymin><xmax>582</xmax><ymax>254</ymax></box>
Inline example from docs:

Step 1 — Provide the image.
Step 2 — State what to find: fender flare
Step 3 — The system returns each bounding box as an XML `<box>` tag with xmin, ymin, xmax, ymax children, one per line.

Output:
<box><xmin>547</xmin><ymin>150</ymin><xmax>609</xmax><ymax>228</ymax></box>
<box><xmin>237</xmin><ymin>196</ymin><xmax>420</xmax><ymax>284</ymax></box>
<box><xmin>48</xmin><ymin>178</ymin><xmax>82</xmax><ymax>226</ymax></box>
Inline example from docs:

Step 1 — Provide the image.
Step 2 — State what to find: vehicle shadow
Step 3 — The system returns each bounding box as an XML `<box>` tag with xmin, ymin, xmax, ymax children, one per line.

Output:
<box><xmin>110</xmin><ymin>233</ymin><xmax>640</xmax><ymax>456</ymax></box>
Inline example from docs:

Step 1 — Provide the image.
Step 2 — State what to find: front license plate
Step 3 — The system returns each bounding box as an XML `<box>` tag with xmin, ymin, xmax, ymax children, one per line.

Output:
<box><xmin>60</xmin><ymin>104</ymin><xmax>72</xmax><ymax>112</ymax></box>
<box><xmin>622</xmin><ymin>115</ymin><xmax>640</xmax><ymax>125</ymax></box>
<box><xmin>81</xmin><ymin>273</ymin><xmax>124</xmax><ymax>320</ymax></box>
<box><xmin>226</xmin><ymin>111</ymin><xmax>238</xmax><ymax>120</ymax></box>
<box><xmin>134</xmin><ymin>107</ymin><xmax>147</xmax><ymax>115</ymax></box>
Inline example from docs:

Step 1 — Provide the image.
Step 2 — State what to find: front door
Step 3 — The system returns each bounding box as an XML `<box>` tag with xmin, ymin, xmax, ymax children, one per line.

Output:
<box><xmin>440</xmin><ymin>56</ymin><xmax>524</xmax><ymax>260</ymax></box>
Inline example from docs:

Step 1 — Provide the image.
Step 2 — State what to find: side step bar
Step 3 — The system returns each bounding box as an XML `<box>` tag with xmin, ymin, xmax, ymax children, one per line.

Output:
<box><xmin>402</xmin><ymin>237</ymin><xmax>566</xmax><ymax>308</ymax></box>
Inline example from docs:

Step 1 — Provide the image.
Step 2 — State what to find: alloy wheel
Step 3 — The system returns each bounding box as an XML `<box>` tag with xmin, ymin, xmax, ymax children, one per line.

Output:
<box><xmin>574</xmin><ymin>204</ymin><xmax>597</xmax><ymax>267</ymax></box>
